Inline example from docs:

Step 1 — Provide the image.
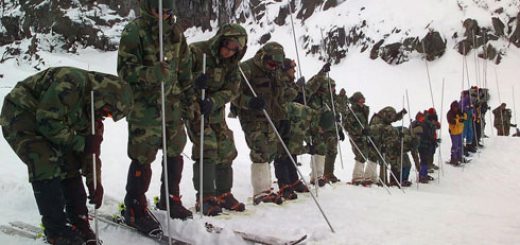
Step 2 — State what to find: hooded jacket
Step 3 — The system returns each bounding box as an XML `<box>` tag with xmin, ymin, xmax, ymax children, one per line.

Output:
<box><xmin>117</xmin><ymin>1</ymin><xmax>192</xmax><ymax>126</ymax></box>
<box><xmin>447</xmin><ymin>100</ymin><xmax>466</xmax><ymax>135</ymax></box>
<box><xmin>189</xmin><ymin>23</ymin><xmax>248</xmax><ymax>124</ymax></box>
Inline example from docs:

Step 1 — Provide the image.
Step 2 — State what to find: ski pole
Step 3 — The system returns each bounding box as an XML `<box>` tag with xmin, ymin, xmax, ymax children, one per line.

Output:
<box><xmin>90</xmin><ymin>91</ymin><xmax>100</xmax><ymax>245</ymax></box>
<box><xmin>405</xmin><ymin>90</ymin><xmax>419</xmax><ymax>189</ymax></box>
<box><xmin>199</xmin><ymin>53</ymin><xmax>206</xmax><ymax>218</ymax></box>
<box><xmin>239</xmin><ymin>66</ymin><xmax>335</xmax><ymax>233</ymax></box>
<box><xmin>421</xmin><ymin>39</ymin><xmax>436</xmax><ymax>108</ymax></box>
<box><xmin>438</xmin><ymin>79</ymin><xmax>445</xmax><ymax>182</ymax></box>
<box><xmin>158</xmin><ymin>1</ymin><xmax>172</xmax><ymax>243</ymax></box>
<box><xmin>400</xmin><ymin>95</ymin><xmax>404</xmax><ymax>185</ymax></box>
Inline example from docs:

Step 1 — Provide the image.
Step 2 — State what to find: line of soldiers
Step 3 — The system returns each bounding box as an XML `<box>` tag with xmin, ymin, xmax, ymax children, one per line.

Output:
<box><xmin>1</xmin><ymin>1</ymin><xmax>517</xmax><ymax>244</ymax></box>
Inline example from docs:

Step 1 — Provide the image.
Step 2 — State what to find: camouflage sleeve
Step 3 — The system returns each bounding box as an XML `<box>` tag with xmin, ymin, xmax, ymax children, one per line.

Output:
<box><xmin>36</xmin><ymin>80</ymin><xmax>85</xmax><ymax>152</ymax></box>
<box><xmin>210</xmin><ymin>66</ymin><xmax>240</xmax><ymax>112</ymax></box>
<box><xmin>282</xmin><ymin>82</ymin><xmax>299</xmax><ymax>104</ymax></box>
<box><xmin>304</xmin><ymin>75</ymin><xmax>321</xmax><ymax>98</ymax></box>
<box><xmin>117</xmin><ymin>23</ymin><xmax>167</xmax><ymax>89</ymax></box>
<box><xmin>177</xmin><ymin>36</ymin><xmax>195</xmax><ymax>119</ymax></box>
<box><xmin>232</xmin><ymin>63</ymin><xmax>255</xmax><ymax>109</ymax></box>
<box><xmin>345</xmin><ymin>111</ymin><xmax>363</xmax><ymax>136</ymax></box>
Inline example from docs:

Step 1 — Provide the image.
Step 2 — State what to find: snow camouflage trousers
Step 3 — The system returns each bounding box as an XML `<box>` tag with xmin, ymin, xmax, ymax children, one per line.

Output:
<box><xmin>186</xmin><ymin>121</ymin><xmax>237</xmax><ymax>163</ymax></box>
<box><xmin>127</xmin><ymin>122</ymin><xmax>187</xmax><ymax>165</ymax></box>
<box><xmin>1</xmin><ymin>102</ymin><xmax>83</xmax><ymax>182</ymax></box>
<box><xmin>240</xmin><ymin>120</ymin><xmax>278</xmax><ymax>163</ymax></box>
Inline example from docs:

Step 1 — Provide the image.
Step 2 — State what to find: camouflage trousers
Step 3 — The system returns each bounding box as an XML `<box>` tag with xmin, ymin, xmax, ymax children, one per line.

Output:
<box><xmin>1</xmin><ymin>102</ymin><xmax>82</xmax><ymax>182</ymax></box>
<box><xmin>313</xmin><ymin>132</ymin><xmax>338</xmax><ymax>176</ymax></box>
<box><xmin>240</xmin><ymin>120</ymin><xmax>278</xmax><ymax>163</ymax></box>
<box><xmin>349</xmin><ymin>137</ymin><xmax>368</xmax><ymax>163</ymax></box>
<box><xmin>127</xmin><ymin>122</ymin><xmax>187</xmax><ymax>165</ymax></box>
<box><xmin>186</xmin><ymin>120</ymin><xmax>238</xmax><ymax>195</ymax></box>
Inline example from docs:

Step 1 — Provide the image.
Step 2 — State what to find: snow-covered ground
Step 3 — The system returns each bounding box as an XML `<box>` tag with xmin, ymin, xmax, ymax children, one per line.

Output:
<box><xmin>1</xmin><ymin>0</ymin><xmax>520</xmax><ymax>244</ymax></box>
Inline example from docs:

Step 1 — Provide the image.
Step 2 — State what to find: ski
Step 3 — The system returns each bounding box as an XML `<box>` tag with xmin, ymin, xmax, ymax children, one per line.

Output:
<box><xmin>92</xmin><ymin>211</ymin><xmax>190</xmax><ymax>245</ymax></box>
<box><xmin>0</xmin><ymin>223</ymin><xmax>41</xmax><ymax>240</ymax></box>
<box><xmin>205</xmin><ymin>222</ymin><xmax>307</xmax><ymax>245</ymax></box>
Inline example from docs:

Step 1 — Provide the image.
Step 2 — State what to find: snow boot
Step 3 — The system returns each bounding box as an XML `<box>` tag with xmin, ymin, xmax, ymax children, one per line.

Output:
<box><xmin>61</xmin><ymin>176</ymin><xmax>97</xmax><ymax>244</ymax></box>
<box><xmin>251</xmin><ymin>163</ymin><xmax>282</xmax><ymax>205</ymax></box>
<box><xmin>157</xmin><ymin>156</ymin><xmax>192</xmax><ymax>220</ymax></box>
<box><xmin>32</xmin><ymin>178</ymin><xmax>85</xmax><ymax>245</ymax></box>
<box><xmin>195</xmin><ymin>196</ymin><xmax>222</xmax><ymax>216</ymax></box>
<box><xmin>279</xmin><ymin>184</ymin><xmax>298</xmax><ymax>200</ymax></box>
<box><xmin>253</xmin><ymin>191</ymin><xmax>283</xmax><ymax>205</ymax></box>
<box><xmin>418</xmin><ymin>176</ymin><xmax>429</xmax><ymax>184</ymax></box>
<box><xmin>291</xmin><ymin>180</ymin><xmax>309</xmax><ymax>193</ymax></box>
<box><xmin>309</xmin><ymin>155</ymin><xmax>326</xmax><ymax>187</ymax></box>
<box><xmin>217</xmin><ymin>192</ymin><xmax>245</xmax><ymax>212</ymax></box>
<box><xmin>123</xmin><ymin>161</ymin><xmax>161</xmax><ymax>237</ymax></box>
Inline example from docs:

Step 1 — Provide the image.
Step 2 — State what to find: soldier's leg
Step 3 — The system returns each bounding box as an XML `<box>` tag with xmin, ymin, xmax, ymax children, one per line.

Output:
<box><xmin>324</xmin><ymin>136</ymin><xmax>339</xmax><ymax>182</ymax></box>
<box><xmin>242</xmin><ymin>121</ymin><xmax>282</xmax><ymax>205</ymax></box>
<box><xmin>124</xmin><ymin>124</ymin><xmax>161</xmax><ymax>234</ymax></box>
<box><xmin>350</xmin><ymin>139</ymin><xmax>366</xmax><ymax>184</ymax></box>
<box><xmin>310</xmin><ymin>135</ymin><xmax>327</xmax><ymax>187</ymax></box>
<box><xmin>1</xmin><ymin>110</ymin><xmax>83</xmax><ymax>244</ymax></box>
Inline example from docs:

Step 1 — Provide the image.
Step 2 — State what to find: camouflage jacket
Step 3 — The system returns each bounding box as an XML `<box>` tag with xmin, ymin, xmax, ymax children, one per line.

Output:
<box><xmin>493</xmin><ymin>106</ymin><xmax>512</xmax><ymax>127</ymax></box>
<box><xmin>189</xmin><ymin>24</ymin><xmax>247</xmax><ymax>124</ymax></box>
<box><xmin>0</xmin><ymin>67</ymin><xmax>132</xmax><ymax>152</ymax></box>
<box><xmin>305</xmin><ymin>72</ymin><xmax>339</xmax><ymax>134</ymax></box>
<box><xmin>344</xmin><ymin>103</ymin><xmax>370</xmax><ymax>139</ymax></box>
<box><xmin>117</xmin><ymin>4</ymin><xmax>192</xmax><ymax>126</ymax></box>
<box><xmin>233</xmin><ymin>42</ymin><xmax>287</xmax><ymax>122</ymax></box>
<box><xmin>336</xmin><ymin>93</ymin><xmax>349</xmax><ymax>121</ymax></box>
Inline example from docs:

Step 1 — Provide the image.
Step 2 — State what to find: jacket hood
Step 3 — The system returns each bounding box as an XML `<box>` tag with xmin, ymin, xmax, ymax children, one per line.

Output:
<box><xmin>253</xmin><ymin>42</ymin><xmax>285</xmax><ymax>71</ymax></box>
<box><xmin>208</xmin><ymin>23</ymin><xmax>248</xmax><ymax>63</ymax></box>
<box><xmin>378</xmin><ymin>106</ymin><xmax>397</xmax><ymax>123</ymax></box>
<box><xmin>140</xmin><ymin>0</ymin><xmax>175</xmax><ymax>23</ymax></box>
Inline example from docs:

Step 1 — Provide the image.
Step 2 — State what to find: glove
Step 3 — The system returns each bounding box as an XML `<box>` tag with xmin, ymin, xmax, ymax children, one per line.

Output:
<box><xmin>400</xmin><ymin>108</ymin><xmax>408</xmax><ymax>115</ymax></box>
<box><xmin>320</xmin><ymin>63</ymin><xmax>331</xmax><ymax>73</ymax></box>
<box><xmin>248</xmin><ymin>97</ymin><xmax>265</xmax><ymax>110</ymax></box>
<box><xmin>308</xmin><ymin>144</ymin><xmax>316</xmax><ymax>155</ymax></box>
<box><xmin>335</xmin><ymin>114</ymin><xmax>341</xmax><ymax>123</ymax></box>
<box><xmin>511</xmin><ymin>123</ymin><xmax>517</xmax><ymax>127</ymax></box>
<box><xmin>200</xmin><ymin>97</ymin><xmax>213</xmax><ymax>115</ymax></box>
<box><xmin>87</xmin><ymin>181</ymin><xmax>104</xmax><ymax>209</ymax></box>
<box><xmin>296</xmin><ymin>77</ymin><xmax>306</xmax><ymax>87</ymax></box>
<box><xmin>397</xmin><ymin>130</ymin><xmax>404</xmax><ymax>139</ymax></box>
<box><xmin>194</xmin><ymin>73</ymin><xmax>209</xmax><ymax>90</ymax></box>
<box><xmin>84</xmin><ymin>134</ymin><xmax>103</xmax><ymax>156</ymax></box>
<box><xmin>338</xmin><ymin>130</ymin><xmax>345</xmax><ymax>141</ymax></box>
<box><xmin>436</xmin><ymin>138</ymin><xmax>442</xmax><ymax>144</ymax></box>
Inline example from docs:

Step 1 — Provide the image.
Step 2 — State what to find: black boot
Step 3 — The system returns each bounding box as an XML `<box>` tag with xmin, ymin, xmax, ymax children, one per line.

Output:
<box><xmin>61</xmin><ymin>176</ymin><xmax>97</xmax><ymax>244</ymax></box>
<box><xmin>123</xmin><ymin>161</ymin><xmax>161</xmax><ymax>237</ymax></box>
<box><xmin>274</xmin><ymin>157</ymin><xmax>291</xmax><ymax>190</ymax></box>
<box><xmin>32</xmin><ymin>178</ymin><xmax>85</xmax><ymax>245</ymax></box>
<box><xmin>159</xmin><ymin>156</ymin><xmax>192</xmax><ymax>220</ymax></box>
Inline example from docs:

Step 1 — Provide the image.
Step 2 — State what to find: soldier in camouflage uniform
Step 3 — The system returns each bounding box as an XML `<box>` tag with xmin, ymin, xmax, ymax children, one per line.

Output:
<box><xmin>272</xmin><ymin>58</ymin><xmax>304</xmax><ymax>200</ymax></box>
<box><xmin>386</xmin><ymin>126</ymin><xmax>420</xmax><ymax>187</ymax></box>
<box><xmin>185</xmin><ymin>23</ymin><xmax>247</xmax><ymax>216</ymax></box>
<box><xmin>343</xmin><ymin>92</ymin><xmax>375</xmax><ymax>186</ymax></box>
<box><xmin>336</xmin><ymin>88</ymin><xmax>349</xmax><ymax>122</ymax></box>
<box><xmin>493</xmin><ymin>103</ymin><xmax>516</xmax><ymax>136</ymax></box>
<box><xmin>367</xmin><ymin>106</ymin><xmax>406</xmax><ymax>185</ymax></box>
<box><xmin>117</xmin><ymin>0</ymin><xmax>193</xmax><ymax>232</ymax></box>
<box><xmin>232</xmin><ymin>42</ymin><xmax>287</xmax><ymax>205</ymax></box>
<box><xmin>0</xmin><ymin>67</ymin><xmax>133</xmax><ymax>245</ymax></box>
<box><xmin>303</xmin><ymin>64</ymin><xmax>345</xmax><ymax>186</ymax></box>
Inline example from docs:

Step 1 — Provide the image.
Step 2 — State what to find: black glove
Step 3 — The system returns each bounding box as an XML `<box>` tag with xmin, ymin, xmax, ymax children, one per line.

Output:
<box><xmin>397</xmin><ymin>130</ymin><xmax>404</xmax><ymax>139</ymax></box>
<box><xmin>338</xmin><ymin>130</ymin><xmax>345</xmax><ymax>141</ymax></box>
<box><xmin>511</xmin><ymin>123</ymin><xmax>517</xmax><ymax>127</ymax></box>
<box><xmin>296</xmin><ymin>77</ymin><xmax>306</xmax><ymax>87</ymax></box>
<box><xmin>436</xmin><ymin>138</ymin><xmax>442</xmax><ymax>144</ymax></box>
<box><xmin>277</xmin><ymin>120</ymin><xmax>291</xmax><ymax>136</ymax></box>
<box><xmin>249</xmin><ymin>97</ymin><xmax>265</xmax><ymax>110</ymax></box>
<box><xmin>320</xmin><ymin>63</ymin><xmax>331</xmax><ymax>73</ymax></box>
<box><xmin>400</xmin><ymin>108</ymin><xmax>408</xmax><ymax>115</ymax></box>
<box><xmin>308</xmin><ymin>144</ymin><xmax>316</xmax><ymax>155</ymax></box>
<box><xmin>335</xmin><ymin>114</ymin><xmax>341</xmax><ymax>122</ymax></box>
<box><xmin>87</xmin><ymin>181</ymin><xmax>104</xmax><ymax>209</ymax></box>
<box><xmin>194</xmin><ymin>73</ymin><xmax>209</xmax><ymax>90</ymax></box>
<box><xmin>84</xmin><ymin>134</ymin><xmax>103</xmax><ymax>156</ymax></box>
<box><xmin>200</xmin><ymin>97</ymin><xmax>213</xmax><ymax>115</ymax></box>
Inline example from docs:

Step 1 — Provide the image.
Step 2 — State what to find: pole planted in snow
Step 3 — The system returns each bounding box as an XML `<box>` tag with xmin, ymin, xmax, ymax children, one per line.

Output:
<box><xmin>239</xmin><ymin>66</ymin><xmax>335</xmax><ymax>233</ymax></box>
<box><xmin>405</xmin><ymin>89</ymin><xmax>419</xmax><ymax>189</ymax></box>
<box><xmin>158</xmin><ymin>1</ymin><xmax>173</xmax><ymax>243</ymax></box>
<box><xmin>438</xmin><ymin>79</ymin><xmax>445</xmax><ymax>181</ymax></box>
<box><xmin>199</xmin><ymin>54</ymin><xmax>206</xmax><ymax>218</ymax></box>
<box><xmin>90</xmin><ymin>91</ymin><xmax>100</xmax><ymax>245</ymax></box>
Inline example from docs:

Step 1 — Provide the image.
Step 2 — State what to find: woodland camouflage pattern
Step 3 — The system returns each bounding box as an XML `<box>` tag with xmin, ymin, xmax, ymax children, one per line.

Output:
<box><xmin>0</xmin><ymin>67</ymin><xmax>133</xmax><ymax>181</ymax></box>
